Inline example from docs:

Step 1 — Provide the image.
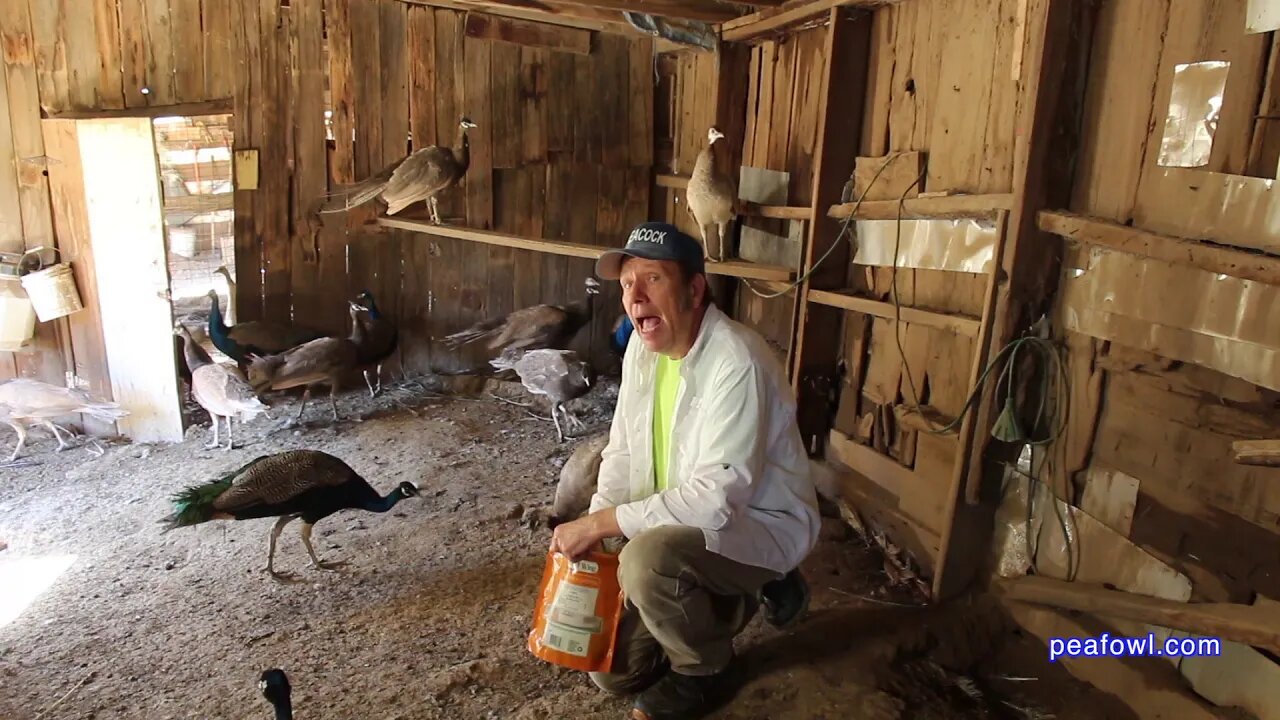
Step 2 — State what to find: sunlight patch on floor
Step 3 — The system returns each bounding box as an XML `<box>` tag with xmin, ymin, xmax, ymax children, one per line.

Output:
<box><xmin>0</xmin><ymin>554</ymin><xmax>76</xmax><ymax>628</ymax></box>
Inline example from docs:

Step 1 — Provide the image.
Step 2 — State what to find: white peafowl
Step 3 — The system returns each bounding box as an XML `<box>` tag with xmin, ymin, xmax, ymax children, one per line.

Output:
<box><xmin>0</xmin><ymin>379</ymin><xmax>128</xmax><ymax>461</ymax></box>
<box><xmin>491</xmin><ymin>348</ymin><xmax>593</xmax><ymax>443</ymax></box>
<box><xmin>176</xmin><ymin>324</ymin><xmax>270</xmax><ymax>450</ymax></box>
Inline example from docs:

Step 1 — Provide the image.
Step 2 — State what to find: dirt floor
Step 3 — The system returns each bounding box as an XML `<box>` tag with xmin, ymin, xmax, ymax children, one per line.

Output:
<box><xmin>0</xmin><ymin>374</ymin><xmax>1137</xmax><ymax>720</ymax></box>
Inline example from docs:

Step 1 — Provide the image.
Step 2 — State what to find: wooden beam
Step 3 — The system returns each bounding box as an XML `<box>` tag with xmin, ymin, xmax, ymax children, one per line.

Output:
<box><xmin>722</xmin><ymin>0</ymin><xmax>894</xmax><ymax>43</ymax></box>
<box><xmin>463</xmin><ymin>12</ymin><xmax>592</xmax><ymax>54</ymax></box>
<box><xmin>1039</xmin><ymin>210</ymin><xmax>1280</xmax><ymax>286</ymax></box>
<box><xmin>546</xmin><ymin>0</ymin><xmax>744</xmax><ymax>22</ymax></box>
<box><xmin>807</xmin><ymin>289</ymin><xmax>982</xmax><ymax>337</ymax></box>
<box><xmin>377</xmin><ymin>216</ymin><xmax>795</xmax><ymax>281</ymax></box>
<box><xmin>828</xmin><ymin>193</ymin><xmax>1015</xmax><ymax>220</ymax></box>
<box><xmin>790</xmin><ymin>8</ymin><xmax>872</xmax><ymax>452</ymax></box>
<box><xmin>399</xmin><ymin>0</ymin><xmax>638</xmax><ymax>36</ymax></box>
<box><xmin>655</xmin><ymin>172</ymin><xmax>688</xmax><ymax>189</ymax></box>
<box><xmin>743</xmin><ymin>202</ymin><xmax>812</xmax><ymax>220</ymax></box>
<box><xmin>1233</xmin><ymin>439</ymin><xmax>1280</xmax><ymax>467</ymax></box>
<box><xmin>996</xmin><ymin>575</ymin><xmax>1280</xmax><ymax>656</ymax></box>
<box><xmin>44</xmin><ymin>99</ymin><xmax>233</xmax><ymax>120</ymax></box>
<box><xmin>827</xmin><ymin>429</ymin><xmax>912</xmax><ymax>496</ymax></box>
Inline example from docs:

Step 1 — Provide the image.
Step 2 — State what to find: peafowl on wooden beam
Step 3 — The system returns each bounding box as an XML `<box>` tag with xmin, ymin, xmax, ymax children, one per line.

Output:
<box><xmin>308</xmin><ymin>117</ymin><xmax>476</xmax><ymax>239</ymax></box>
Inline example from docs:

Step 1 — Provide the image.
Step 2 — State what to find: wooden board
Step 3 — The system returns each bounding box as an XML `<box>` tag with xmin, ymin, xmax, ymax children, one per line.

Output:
<box><xmin>231</xmin><ymin>0</ymin><xmax>263</xmax><ymax>321</ymax></box>
<box><xmin>75</xmin><ymin>118</ymin><xmax>183</xmax><ymax>442</ymax></box>
<box><xmin>520</xmin><ymin>47</ymin><xmax>549</xmax><ymax>166</ymax></box>
<box><xmin>171</xmin><ymin>0</ymin><xmax>205</xmax><ymax>103</ymax></box>
<box><xmin>142</xmin><ymin>0</ymin><xmax>177</xmax><ymax>105</ymax></box>
<box><xmin>290</xmin><ymin>0</ymin><xmax>331</xmax><ymax>333</ymax></box>
<box><xmin>258</xmin><ymin>0</ymin><xmax>291</xmax><ymax>326</ymax></box>
<box><xmin>463</xmin><ymin>12</ymin><xmax>591</xmax><ymax>55</ymax></box>
<box><xmin>202</xmin><ymin>0</ymin><xmax>235</xmax><ymax>100</ymax></box>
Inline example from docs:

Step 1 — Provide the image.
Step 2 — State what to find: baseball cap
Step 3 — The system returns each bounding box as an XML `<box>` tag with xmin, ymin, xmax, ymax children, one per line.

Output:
<box><xmin>595</xmin><ymin>222</ymin><xmax>706</xmax><ymax>280</ymax></box>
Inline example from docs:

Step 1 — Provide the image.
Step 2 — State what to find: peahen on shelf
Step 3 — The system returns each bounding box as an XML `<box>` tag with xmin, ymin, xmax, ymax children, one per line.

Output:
<box><xmin>0</xmin><ymin>379</ymin><xmax>129</xmax><ymax>461</ymax></box>
<box><xmin>206</xmin><ymin>290</ymin><xmax>325</xmax><ymax>368</ymax></box>
<box><xmin>686</xmin><ymin>126</ymin><xmax>740</xmax><ymax>262</ymax></box>
<box><xmin>259</xmin><ymin>669</ymin><xmax>292</xmax><ymax>720</ymax></box>
<box><xmin>442</xmin><ymin>277</ymin><xmax>599</xmax><ymax>355</ymax></box>
<box><xmin>176</xmin><ymin>324</ymin><xmax>269</xmax><ymax>450</ymax></box>
<box><xmin>310</xmin><ymin>116</ymin><xmax>476</xmax><ymax>230</ymax></box>
<box><xmin>245</xmin><ymin>303</ymin><xmax>362</xmax><ymax>424</ymax></box>
<box><xmin>161</xmin><ymin>449</ymin><xmax>421</xmax><ymax>581</ymax></box>
<box><xmin>351</xmin><ymin>290</ymin><xmax>398</xmax><ymax>397</ymax></box>
<box><xmin>491</xmin><ymin>348</ymin><xmax>593</xmax><ymax>443</ymax></box>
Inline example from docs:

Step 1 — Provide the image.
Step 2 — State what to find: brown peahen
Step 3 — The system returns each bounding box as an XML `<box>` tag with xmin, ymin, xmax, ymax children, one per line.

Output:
<box><xmin>176</xmin><ymin>324</ymin><xmax>270</xmax><ymax>450</ymax></box>
<box><xmin>245</xmin><ymin>303</ymin><xmax>362</xmax><ymax>424</ymax></box>
<box><xmin>161</xmin><ymin>449</ymin><xmax>421</xmax><ymax>581</ymax></box>
<box><xmin>310</xmin><ymin>116</ymin><xmax>476</xmax><ymax>228</ymax></box>
<box><xmin>686</xmin><ymin>126</ymin><xmax>740</xmax><ymax>262</ymax></box>
<box><xmin>549</xmin><ymin>431</ymin><xmax>610</xmax><ymax>528</ymax></box>
<box><xmin>442</xmin><ymin>277</ymin><xmax>599</xmax><ymax>355</ymax></box>
<box><xmin>0</xmin><ymin>379</ymin><xmax>128</xmax><ymax>461</ymax></box>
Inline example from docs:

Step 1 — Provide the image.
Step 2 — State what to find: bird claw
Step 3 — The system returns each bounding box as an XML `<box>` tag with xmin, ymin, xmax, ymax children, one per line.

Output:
<box><xmin>313</xmin><ymin>560</ymin><xmax>350</xmax><ymax>573</ymax></box>
<box><xmin>267</xmin><ymin>568</ymin><xmax>305</xmax><ymax>584</ymax></box>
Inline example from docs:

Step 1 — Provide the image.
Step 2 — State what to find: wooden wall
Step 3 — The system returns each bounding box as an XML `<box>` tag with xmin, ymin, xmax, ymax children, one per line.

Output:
<box><xmin>1049</xmin><ymin>0</ymin><xmax>1280</xmax><ymax>604</ymax></box>
<box><xmin>1</xmin><ymin>0</ymin><xmax>653</xmax><ymax>391</ymax></box>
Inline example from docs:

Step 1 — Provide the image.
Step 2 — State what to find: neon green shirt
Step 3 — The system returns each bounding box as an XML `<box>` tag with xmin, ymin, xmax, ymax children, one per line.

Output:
<box><xmin>652</xmin><ymin>354</ymin><xmax>682</xmax><ymax>492</ymax></box>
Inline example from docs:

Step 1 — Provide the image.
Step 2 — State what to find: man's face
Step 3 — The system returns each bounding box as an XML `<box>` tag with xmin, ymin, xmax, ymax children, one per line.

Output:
<box><xmin>619</xmin><ymin>257</ymin><xmax>702</xmax><ymax>356</ymax></box>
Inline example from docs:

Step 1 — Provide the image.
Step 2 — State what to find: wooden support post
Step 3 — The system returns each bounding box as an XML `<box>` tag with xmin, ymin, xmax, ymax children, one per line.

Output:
<box><xmin>709</xmin><ymin>40</ymin><xmax>752</xmax><ymax>316</ymax></box>
<box><xmin>933</xmin><ymin>0</ymin><xmax>1097</xmax><ymax>600</ymax></box>
<box><xmin>789</xmin><ymin>7</ymin><xmax>872</xmax><ymax>454</ymax></box>
<box><xmin>1233</xmin><ymin>439</ymin><xmax>1280</xmax><ymax>467</ymax></box>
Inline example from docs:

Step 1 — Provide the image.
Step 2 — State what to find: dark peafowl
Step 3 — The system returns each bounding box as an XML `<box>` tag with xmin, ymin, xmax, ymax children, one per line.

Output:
<box><xmin>161</xmin><ymin>449</ymin><xmax>421</xmax><ymax>581</ymax></box>
<box><xmin>206</xmin><ymin>290</ymin><xmax>324</xmax><ymax>368</ymax></box>
<box><xmin>351</xmin><ymin>290</ymin><xmax>398</xmax><ymax>397</ymax></box>
<box><xmin>610</xmin><ymin>314</ymin><xmax>633</xmax><ymax>356</ymax></box>
<box><xmin>259</xmin><ymin>669</ymin><xmax>292</xmax><ymax>720</ymax></box>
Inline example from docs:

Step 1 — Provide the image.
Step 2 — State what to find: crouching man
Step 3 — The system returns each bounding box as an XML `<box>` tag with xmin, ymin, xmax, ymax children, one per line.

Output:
<box><xmin>549</xmin><ymin>222</ymin><xmax>820</xmax><ymax>720</ymax></box>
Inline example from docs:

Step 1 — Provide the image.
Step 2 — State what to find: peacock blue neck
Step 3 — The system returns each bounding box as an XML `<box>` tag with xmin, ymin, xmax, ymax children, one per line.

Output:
<box><xmin>363</xmin><ymin>489</ymin><xmax>406</xmax><ymax>513</ymax></box>
<box><xmin>208</xmin><ymin>294</ymin><xmax>230</xmax><ymax>340</ymax></box>
<box><xmin>364</xmin><ymin>297</ymin><xmax>381</xmax><ymax>319</ymax></box>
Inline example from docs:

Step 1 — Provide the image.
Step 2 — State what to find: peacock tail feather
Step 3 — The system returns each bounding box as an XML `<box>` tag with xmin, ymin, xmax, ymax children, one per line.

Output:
<box><xmin>159</xmin><ymin>456</ymin><xmax>269</xmax><ymax>529</ymax></box>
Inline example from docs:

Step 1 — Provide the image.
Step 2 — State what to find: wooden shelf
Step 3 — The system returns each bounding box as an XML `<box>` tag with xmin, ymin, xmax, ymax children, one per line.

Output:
<box><xmin>742</xmin><ymin>202</ymin><xmax>812</xmax><ymax>220</ymax></box>
<box><xmin>828</xmin><ymin>193</ymin><xmax>1015</xmax><ymax>220</ymax></box>
<box><xmin>654</xmin><ymin>173</ymin><xmax>688</xmax><ymax>190</ymax></box>
<box><xmin>807</xmin><ymin>288</ymin><xmax>982</xmax><ymax>337</ymax></box>
<box><xmin>378</xmin><ymin>217</ymin><xmax>796</xmax><ymax>282</ymax></box>
<box><xmin>1038</xmin><ymin>209</ymin><xmax>1280</xmax><ymax>286</ymax></box>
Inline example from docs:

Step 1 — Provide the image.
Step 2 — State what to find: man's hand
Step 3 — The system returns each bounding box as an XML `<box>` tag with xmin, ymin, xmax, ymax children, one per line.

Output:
<box><xmin>550</xmin><ymin>508</ymin><xmax>622</xmax><ymax>560</ymax></box>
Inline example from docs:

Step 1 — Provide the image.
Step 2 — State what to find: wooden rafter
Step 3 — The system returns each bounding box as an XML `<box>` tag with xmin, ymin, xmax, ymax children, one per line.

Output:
<box><xmin>722</xmin><ymin>0</ymin><xmax>901</xmax><ymax>43</ymax></box>
<box><xmin>547</xmin><ymin>0</ymin><xmax>750</xmax><ymax>23</ymax></box>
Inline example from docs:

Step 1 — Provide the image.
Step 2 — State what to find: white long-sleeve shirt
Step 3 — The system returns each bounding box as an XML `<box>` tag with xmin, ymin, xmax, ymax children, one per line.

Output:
<box><xmin>588</xmin><ymin>304</ymin><xmax>821</xmax><ymax>575</ymax></box>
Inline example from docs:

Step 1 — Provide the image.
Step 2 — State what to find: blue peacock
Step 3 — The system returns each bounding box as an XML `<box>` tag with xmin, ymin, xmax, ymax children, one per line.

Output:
<box><xmin>162</xmin><ymin>449</ymin><xmax>421</xmax><ymax>581</ymax></box>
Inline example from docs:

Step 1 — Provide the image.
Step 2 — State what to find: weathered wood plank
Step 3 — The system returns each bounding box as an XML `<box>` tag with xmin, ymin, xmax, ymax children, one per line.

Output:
<box><xmin>230</xmin><ymin>0</ymin><xmax>263</xmax><ymax>321</ymax></box>
<box><xmin>290</xmin><ymin>0</ymin><xmax>330</xmax><ymax>332</ymax></box>
<box><xmin>326</xmin><ymin>0</ymin><xmax>356</xmax><ymax>186</ymax></box>
<box><xmin>141</xmin><ymin>0</ymin><xmax>176</xmax><ymax>106</ymax></box>
<box><xmin>25</xmin><ymin>0</ymin><xmax>66</xmax><ymax>113</ymax></box>
<box><xmin>519</xmin><ymin>47</ymin><xmax>549</xmax><ymax>166</ymax></box>
<box><xmin>790</xmin><ymin>9</ymin><xmax>873</xmax><ymax>448</ymax></box>
<box><xmin>997</xmin><ymin>575</ymin><xmax>1280</xmax><ymax>655</ymax></box>
<box><xmin>202</xmin><ymin>0</ymin><xmax>235</xmax><ymax>101</ymax></box>
<box><xmin>546</xmin><ymin>50</ymin><xmax>575</xmax><ymax>156</ymax></box>
<box><xmin>117</xmin><ymin>0</ymin><xmax>148</xmax><ymax>108</ymax></box>
<box><xmin>258</xmin><ymin>0</ymin><xmax>290</xmax><ymax>325</ymax></box>
<box><xmin>572</xmin><ymin>48</ymin><xmax>601</xmax><ymax>164</ymax></box>
<box><xmin>464</xmin><ymin>12</ymin><xmax>591</xmax><ymax>54</ymax></box>
<box><xmin>171</xmin><ymin>0</ymin><xmax>206</xmax><ymax>103</ymax></box>
<box><xmin>433</xmin><ymin>8</ymin><xmax>464</xmax><ymax>220</ymax></box>
<box><xmin>598</xmin><ymin>33</ymin><xmax>629</xmax><ymax>168</ymax></box>
<box><xmin>93</xmin><ymin>0</ymin><xmax>126</xmax><ymax>108</ymax></box>
<box><xmin>350</xmin><ymin>0</ymin><xmax>383</xmax><ymax>179</ymax></box>
<box><xmin>628</xmin><ymin>38</ymin><xmax>654</xmax><ymax>168</ymax></box>
<box><xmin>489</xmin><ymin>41</ymin><xmax>522</xmax><ymax>169</ymax></box>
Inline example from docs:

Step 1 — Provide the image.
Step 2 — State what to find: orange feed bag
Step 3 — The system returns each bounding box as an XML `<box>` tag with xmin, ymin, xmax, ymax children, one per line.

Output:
<box><xmin>528</xmin><ymin>550</ymin><xmax>625</xmax><ymax>673</ymax></box>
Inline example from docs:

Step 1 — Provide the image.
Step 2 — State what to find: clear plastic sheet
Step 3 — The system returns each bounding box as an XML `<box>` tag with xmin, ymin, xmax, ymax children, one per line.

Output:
<box><xmin>852</xmin><ymin>218</ymin><xmax>999</xmax><ymax>273</ymax></box>
<box><xmin>1060</xmin><ymin>244</ymin><xmax>1280</xmax><ymax>390</ymax></box>
<box><xmin>1157</xmin><ymin>61</ymin><xmax>1228</xmax><ymax>168</ymax></box>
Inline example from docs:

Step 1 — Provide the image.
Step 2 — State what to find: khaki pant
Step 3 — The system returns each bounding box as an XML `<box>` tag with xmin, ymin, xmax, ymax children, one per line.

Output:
<box><xmin>590</xmin><ymin>525</ymin><xmax>782</xmax><ymax>694</ymax></box>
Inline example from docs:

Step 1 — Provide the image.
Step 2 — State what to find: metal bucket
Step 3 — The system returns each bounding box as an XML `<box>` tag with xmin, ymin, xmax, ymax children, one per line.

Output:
<box><xmin>19</xmin><ymin>248</ymin><xmax>83</xmax><ymax>322</ymax></box>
